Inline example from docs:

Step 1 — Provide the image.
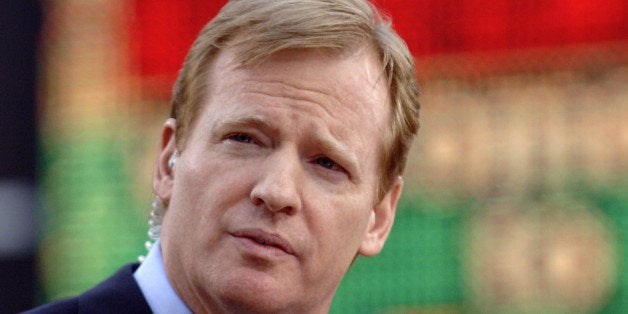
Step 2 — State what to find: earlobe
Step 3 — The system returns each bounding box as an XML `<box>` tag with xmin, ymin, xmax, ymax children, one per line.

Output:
<box><xmin>358</xmin><ymin>177</ymin><xmax>403</xmax><ymax>257</ymax></box>
<box><xmin>153</xmin><ymin>118</ymin><xmax>178</xmax><ymax>205</ymax></box>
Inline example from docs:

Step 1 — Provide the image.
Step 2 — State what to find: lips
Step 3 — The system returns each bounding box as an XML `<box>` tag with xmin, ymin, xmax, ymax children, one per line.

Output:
<box><xmin>231</xmin><ymin>228</ymin><xmax>295</xmax><ymax>256</ymax></box>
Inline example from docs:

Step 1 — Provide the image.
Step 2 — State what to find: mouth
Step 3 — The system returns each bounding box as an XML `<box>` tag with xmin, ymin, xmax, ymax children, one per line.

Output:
<box><xmin>231</xmin><ymin>228</ymin><xmax>295</xmax><ymax>256</ymax></box>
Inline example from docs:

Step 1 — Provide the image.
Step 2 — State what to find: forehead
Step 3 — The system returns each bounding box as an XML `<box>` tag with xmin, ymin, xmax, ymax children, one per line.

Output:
<box><xmin>211</xmin><ymin>46</ymin><xmax>390</xmax><ymax>126</ymax></box>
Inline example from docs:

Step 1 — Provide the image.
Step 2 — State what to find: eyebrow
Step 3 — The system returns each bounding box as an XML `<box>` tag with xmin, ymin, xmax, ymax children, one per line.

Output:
<box><xmin>210</xmin><ymin>114</ymin><xmax>280</xmax><ymax>144</ymax></box>
<box><xmin>218</xmin><ymin>114</ymin><xmax>275</xmax><ymax>132</ymax></box>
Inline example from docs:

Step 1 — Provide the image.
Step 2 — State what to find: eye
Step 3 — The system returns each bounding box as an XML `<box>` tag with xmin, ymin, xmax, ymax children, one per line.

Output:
<box><xmin>228</xmin><ymin>133</ymin><xmax>255</xmax><ymax>144</ymax></box>
<box><xmin>315</xmin><ymin>156</ymin><xmax>344</xmax><ymax>172</ymax></box>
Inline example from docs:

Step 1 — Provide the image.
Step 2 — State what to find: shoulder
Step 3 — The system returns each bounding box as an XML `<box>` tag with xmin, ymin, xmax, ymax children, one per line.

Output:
<box><xmin>21</xmin><ymin>298</ymin><xmax>77</xmax><ymax>314</ymax></box>
<box><xmin>22</xmin><ymin>263</ymin><xmax>152</xmax><ymax>314</ymax></box>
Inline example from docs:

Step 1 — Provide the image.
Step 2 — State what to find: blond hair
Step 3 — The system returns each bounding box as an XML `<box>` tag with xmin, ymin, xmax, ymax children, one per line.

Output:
<box><xmin>170</xmin><ymin>0</ymin><xmax>420</xmax><ymax>200</ymax></box>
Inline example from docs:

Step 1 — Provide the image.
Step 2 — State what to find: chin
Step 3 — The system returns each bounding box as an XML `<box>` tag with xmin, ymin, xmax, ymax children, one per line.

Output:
<box><xmin>218</xmin><ymin>288</ymin><xmax>303</xmax><ymax>314</ymax></box>
<box><xmin>212</xmin><ymin>269</ymin><xmax>306</xmax><ymax>314</ymax></box>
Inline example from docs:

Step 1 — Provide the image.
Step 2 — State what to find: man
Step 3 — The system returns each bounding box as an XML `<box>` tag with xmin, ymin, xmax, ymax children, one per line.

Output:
<box><xmin>25</xmin><ymin>0</ymin><xmax>420</xmax><ymax>312</ymax></box>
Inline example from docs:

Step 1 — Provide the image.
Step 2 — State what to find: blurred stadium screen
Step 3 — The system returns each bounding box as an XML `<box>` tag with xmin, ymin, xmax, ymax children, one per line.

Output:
<box><xmin>36</xmin><ymin>0</ymin><xmax>627</xmax><ymax>313</ymax></box>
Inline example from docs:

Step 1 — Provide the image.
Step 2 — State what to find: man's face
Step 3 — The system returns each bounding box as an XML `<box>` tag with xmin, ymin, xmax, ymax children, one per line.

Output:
<box><xmin>154</xmin><ymin>45</ymin><xmax>402</xmax><ymax>313</ymax></box>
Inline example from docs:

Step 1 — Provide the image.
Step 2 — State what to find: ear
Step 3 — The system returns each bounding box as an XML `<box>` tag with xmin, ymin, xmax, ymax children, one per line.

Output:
<box><xmin>153</xmin><ymin>118</ymin><xmax>178</xmax><ymax>205</ymax></box>
<box><xmin>358</xmin><ymin>177</ymin><xmax>403</xmax><ymax>257</ymax></box>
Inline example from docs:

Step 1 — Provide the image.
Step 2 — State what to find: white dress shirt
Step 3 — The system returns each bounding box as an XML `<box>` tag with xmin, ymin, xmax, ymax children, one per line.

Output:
<box><xmin>133</xmin><ymin>240</ymin><xmax>192</xmax><ymax>314</ymax></box>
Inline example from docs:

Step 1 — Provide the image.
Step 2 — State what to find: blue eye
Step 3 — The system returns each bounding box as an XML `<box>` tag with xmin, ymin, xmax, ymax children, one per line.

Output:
<box><xmin>229</xmin><ymin>133</ymin><xmax>254</xmax><ymax>143</ymax></box>
<box><xmin>316</xmin><ymin>157</ymin><xmax>340</xmax><ymax>171</ymax></box>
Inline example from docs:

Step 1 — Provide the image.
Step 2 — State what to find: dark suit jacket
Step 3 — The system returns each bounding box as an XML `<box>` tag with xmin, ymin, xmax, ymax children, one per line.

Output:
<box><xmin>22</xmin><ymin>263</ymin><xmax>152</xmax><ymax>314</ymax></box>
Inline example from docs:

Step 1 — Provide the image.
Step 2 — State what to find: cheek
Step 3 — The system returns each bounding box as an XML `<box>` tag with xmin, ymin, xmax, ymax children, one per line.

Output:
<box><xmin>301</xmin><ymin>196</ymin><xmax>373</xmax><ymax>290</ymax></box>
<box><xmin>179</xmin><ymin>155</ymin><xmax>252</xmax><ymax>202</ymax></box>
<box><xmin>312</xmin><ymin>194</ymin><xmax>372</xmax><ymax>256</ymax></box>
<box><xmin>164</xmin><ymin>159</ymin><xmax>250</xmax><ymax>236</ymax></box>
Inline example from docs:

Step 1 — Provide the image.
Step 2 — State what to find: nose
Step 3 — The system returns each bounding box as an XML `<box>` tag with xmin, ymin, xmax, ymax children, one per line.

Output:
<box><xmin>250</xmin><ymin>150</ymin><xmax>302</xmax><ymax>215</ymax></box>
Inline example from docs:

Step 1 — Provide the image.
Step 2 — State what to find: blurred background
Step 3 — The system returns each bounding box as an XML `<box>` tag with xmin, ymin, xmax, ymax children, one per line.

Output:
<box><xmin>1</xmin><ymin>0</ymin><xmax>626</xmax><ymax>313</ymax></box>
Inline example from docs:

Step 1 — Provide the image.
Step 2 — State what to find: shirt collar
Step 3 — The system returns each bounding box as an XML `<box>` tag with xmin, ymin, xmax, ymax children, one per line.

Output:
<box><xmin>133</xmin><ymin>240</ymin><xmax>192</xmax><ymax>314</ymax></box>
